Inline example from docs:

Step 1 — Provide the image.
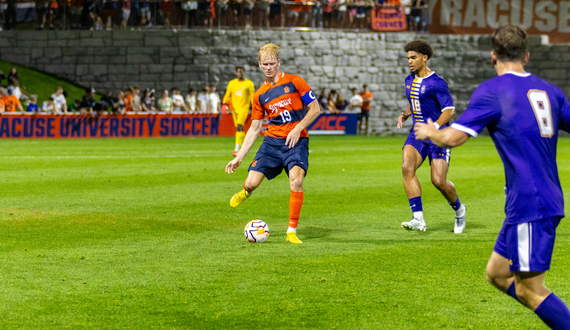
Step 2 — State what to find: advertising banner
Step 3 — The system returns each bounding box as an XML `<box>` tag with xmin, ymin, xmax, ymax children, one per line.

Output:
<box><xmin>0</xmin><ymin>113</ymin><xmax>357</xmax><ymax>139</ymax></box>
<box><xmin>372</xmin><ymin>8</ymin><xmax>408</xmax><ymax>31</ymax></box>
<box><xmin>428</xmin><ymin>0</ymin><xmax>570</xmax><ymax>43</ymax></box>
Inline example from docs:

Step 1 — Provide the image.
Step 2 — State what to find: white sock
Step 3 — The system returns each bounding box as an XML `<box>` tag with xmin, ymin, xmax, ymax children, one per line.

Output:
<box><xmin>455</xmin><ymin>205</ymin><xmax>465</xmax><ymax>217</ymax></box>
<box><xmin>287</xmin><ymin>227</ymin><xmax>297</xmax><ymax>234</ymax></box>
<box><xmin>234</xmin><ymin>144</ymin><xmax>240</xmax><ymax>152</ymax></box>
<box><xmin>413</xmin><ymin>211</ymin><xmax>424</xmax><ymax>222</ymax></box>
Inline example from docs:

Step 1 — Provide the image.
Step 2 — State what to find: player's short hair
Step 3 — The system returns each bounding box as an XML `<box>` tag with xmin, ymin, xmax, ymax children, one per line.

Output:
<box><xmin>258</xmin><ymin>43</ymin><xmax>280</xmax><ymax>61</ymax></box>
<box><xmin>362</xmin><ymin>84</ymin><xmax>368</xmax><ymax>88</ymax></box>
<box><xmin>404</xmin><ymin>40</ymin><xmax>433</xmax><ymax>59</ymax></box>
<box><xmin>491</xmin><ymin>24</ymin><xmax>527</xmax><ymax>62</ymax></box>
<box><xmin>235</xmin><ymin>66</ymin><xmax>245</xmax><ymax>71</ymax></box>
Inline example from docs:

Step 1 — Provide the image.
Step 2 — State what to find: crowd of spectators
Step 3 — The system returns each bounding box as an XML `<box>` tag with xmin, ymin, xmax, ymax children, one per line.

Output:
<box><xmin>318</xmin><ymin>84</ymin><xmax>373</xmax><ymax>134</ymax></box>
<box><xmin>1</xmin><ymin>0</ymin><xmax>427</xmax><ymax>31</ymax></box>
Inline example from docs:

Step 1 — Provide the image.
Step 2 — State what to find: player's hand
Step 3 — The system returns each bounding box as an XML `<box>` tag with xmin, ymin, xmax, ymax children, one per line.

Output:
<box><xmin>225</xmin><ymin>158</ymin><xmax>243</xmax><ymax>173</ymax></box>
<box><xmin>286</xmin><ymin>128</ymin><xmax>301</xmax><ymax>148</ymax></box>
<box><xmin>397</xmin><ymin>114</ymin><xmax>404</xmax><ymax>128</ymax></box>
<box><xmin>414</xmin><ymin>118</ymin><xmax>436</xmax><ymax>140</ymax></box>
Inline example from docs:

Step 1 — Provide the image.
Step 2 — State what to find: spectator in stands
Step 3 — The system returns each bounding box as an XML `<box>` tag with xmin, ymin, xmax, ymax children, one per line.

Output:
<box><xmin>5</xmin><ymin>0</ymin><xmax>17</xmax><ymax>30</ymax></box>
<box><xmin>100</xmin><ymin>91</ymin><xmax>117</xmax><ymax>113</ymax></box>
<box><xmin>335</xmin><ymin>92</ymin><xmax>348</xmax><ymax>111</ymax></box>
<box><xmin>243</xmin><ymin>0</ymin><xmax>254</xmax><ymax>28</ymax></box>
<box><xmin>139</xmin><ymin>0</ymin><xmax>152</xmax><ymax>26</ymax></box>
<box><xmin>335</xmin><ymin>0</ymin><xmax>347</xmax><ymax>28</ymax></box>
<box><xmin>348</xmin><ymin>87</ymin><xmax>363</xmax><ymax>132</ymax></box>
<box><xmin>157</xmin><ymin>89</ymin><xmax>173</xmax><ymax>113</ymax></box>
<box><xmin>185</xmin><ymin>0</ymin><xmax>199</xmax><ymax>27</ymax></box>
<box><xmin>311</xmin><ymin>0</ymin><xmax>323</xmax><ymax>28</ymax></box>
<box><xmin>42</xmin><ymin>98</ymin><xmax>58</xmax><ymax>114</ymax></box>
<box><xmin>408</xmin><ymin>0</ymin><xmax>425</xmax><ymax>31</ymax></box>
<box><xmin>123</xmin><ymin>88</ymin><xmax>133</xmax><ymax>112</ymax></box>
<box><xmin>35</xmin><ymin>0</ymin><xmax>48</xmax><ymax>30</ymax></box>
<box><xmin>171</xmin><ymin>87</ymin><xmax>188</xmax><ymax>112</ymax></box>
<box><xmin>230</xmin><ymin>0</ymin><xmax>241</xmax><ymax>27</ymax></box>
<box><xmin>327</xmin><ymin>93</ymin><xmax>339</xmax><ymax>114</ymax></box>
<box><xmin>354</xmin><ymin>0</ymin><xmax>366</xmax><ymax>29</ymax></box>
<box><xmin>322</xmin><ymin>0</ymin><xmax>333</xmax><ymax>28</ymax></box>
<box><xmin>121</xmin><ymin>0</ymin><xmax>132</xmax><ymax>29</ymax></box>
<box><xmin>27</xmin><ymin>96</ymin><xmax>40</xmax><ymax>113</ymax></box>
<box><xmin>69</xmin><ymin>99</ymin><xmax>81</xmax><ymax>113</ymax></box>
<box><xmin>80</xmin><ymin>87</ymin><xmax>96</xmax><ymax>114</ymax></box>
<box><xmin>116</xmin><ymin>91</ymin><xmax>126</xmax><ymax>113</ymax></box>
<box><xmin>0</xmin><ymin>89</ymin><xmax>5</xmax><ymax>112</ymax></box>
<box><xmin>7</xmin><ymin>68</ymin><xmax>18</xmax><ymax>87</ymax></box>
<box><xmin>0</xmin><ymin>69</ymin><xmax>5</xmax><ymax>87</ymax></box>
<box><xmin>1</xmin><ymin>88</ymin><xmax>23</xmax><ymax>112</ymax></box>
<box><xmin>132</xmin><ymin>86</ymin><xmax>142</xmax><ymax>112</ymax></box>
<box><xmin>70</xmin><ymin>0</ymin><xmax>83</xmax><ymax>29</ymax></box>
<box><xmin>8</xmin><ymin>80</ymin><xmax>25</xmax><ymax>101</ymax></box>
<box><xmin>197</xmin><ymin>86</ymin><xmax>210</xmax><ymax>113</ymax></box>
<box><xmin>48</xmin><ymin>0</ymin><xmax>59</xmax><ymax>30</ymax></box>
<box><xmin>51</xmin><ymin>87</ymin><xmax>68</xmax><ymax>114</ymax></box>
<box><xmin>206</xmin><ymin>0</ymin><xmax>216</xmax><ymax>28</ymax></box>
<box><xmin>258</xmin><ymin>0</ymin><xmax>271</xmax><ymax>29</ymax></box>
<box><xmin>185</xmin><ymin>88</ymin><xmax>197</xmax><ymax>113</ymax></box>
<box><xmin>217</xmin><ymin>0</ymin><xmax>229</xmax><ymax>26</ymax></box>
<box><xmin>269</xmin><ymin>0</ymin><xmax>284</xmax><ymax>28</ymax></box>
<box><xmin>142</xmin><ymin>89</ymin><xmax>156</xmax><ymax>112</ymax></box>
<box><xmin>209</xmin><ymin>84</ymin><xmax>221</xmax><ymax>114</ymax></box>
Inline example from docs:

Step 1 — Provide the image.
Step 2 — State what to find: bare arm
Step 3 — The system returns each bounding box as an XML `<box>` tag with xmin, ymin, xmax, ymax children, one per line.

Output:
<box><xmin>414</xmin><ymin>119</ymin><xmax>470</xmax><ymax>148</ymax></box>
<box><xmin>225</xmin><ymin>119</ymin><xmax>263</xmax><ymax>173</ymax></box>
<box><xmin>397</xmin><ymin>104</ymin><xmax>411</xmax><ymax>128</ymax></box>
<box><xmin>286</xmin><ymin>99</ymin><xmax>321</xmax><ymax>148</ymax></box>
<box><xmin>434</xmin><ymin>107</ymin><xmax>455</xmax><ymax>129</ymax></box>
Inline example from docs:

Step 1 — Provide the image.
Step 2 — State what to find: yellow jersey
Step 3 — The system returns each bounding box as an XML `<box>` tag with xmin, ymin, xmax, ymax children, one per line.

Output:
<box><xmin>222</xmin><ymin>78</ymin><xmax>255</xmax><ymax>113</ymax></box>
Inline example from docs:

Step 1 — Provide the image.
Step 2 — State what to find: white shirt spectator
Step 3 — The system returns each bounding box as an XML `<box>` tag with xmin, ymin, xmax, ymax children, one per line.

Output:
<box><xmin>51</xmin><ymin>93</ymin><xmax>67</xmax><ymax>113</ymax></box>
<box><xmin>209</xmin><ymin>92</ymin><xmax>220</xmax><ymax>114</ymax></box>
<box><xmin>400</xmin><ymin>0</ymin><xmax>411</xmax><ymax>15</ymax></box>
<box><xmin>172</xmin><ymin>94</ymin><xmax>185</xmax><ymax>112</ymax></box>
<box><xmin>186</xmin><ymin>94</ymin><xmax>197</xmax><ymax>112</ymax></box>
<box><xmin>42</xmin><ymin>101</ymin><xmax>57</xmax><ymax>114</ymax></box>
<box><xmin>349</xmin><ymin>94</ymin><xmax>363</xmax><ymax>111</ymax></box>
<box><xmin>197</xmin><ymin>92</ymin><xmax>210</xmax><ymax>113</ymax></box>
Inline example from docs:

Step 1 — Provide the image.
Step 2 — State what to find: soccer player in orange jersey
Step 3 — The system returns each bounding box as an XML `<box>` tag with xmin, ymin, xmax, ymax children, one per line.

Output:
<box><xmin>225</xmin><ymin>43</ymin><xmax>321</xmax><ymax>244</ymax></box>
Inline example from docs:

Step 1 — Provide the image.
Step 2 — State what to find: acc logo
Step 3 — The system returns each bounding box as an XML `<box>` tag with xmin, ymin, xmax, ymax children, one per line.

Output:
<box><xmin>421</xmin><ymin>85</ymin><xmax>426</xmax><ymax>94</ymax></box>
<box><xmin>251</xmin><ymin>160</ymin><xmax>257</xmax><ymax>167</ymax></box>
<box><xmin>284</xmin><ymin>86</ymin><xmax>290</xmax><ymax>93</ymax></box>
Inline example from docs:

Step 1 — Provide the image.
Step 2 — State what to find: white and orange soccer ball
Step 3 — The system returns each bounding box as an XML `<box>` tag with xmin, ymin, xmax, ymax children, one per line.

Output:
<box><xmin>244</xmin><ymin>220</ymin><xmax>269</xmax><ymax>243</ymax></box>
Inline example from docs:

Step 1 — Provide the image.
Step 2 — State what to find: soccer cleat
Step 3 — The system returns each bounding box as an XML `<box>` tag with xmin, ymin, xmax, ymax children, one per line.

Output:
<box><xmin>230</xmin><ymin>189</ymin><xmax>250</xmax><ymax>208</ymax></box>
<box><xmin>232</xmin><ymin>151</ymin><xmax>238</xmax><ymax>157</ymax></box>
<box><xmin>286</xmin><ymin>232</ymin><xmax>303</xmax><ymax>244</ymax></box>
<box><xmin>401</xmin><ymin>218</ymin><xmax>426</xmax><ymax>231</ymax></box>
<box><xmin>454</xmin><ymin>204</ymin><xmax>466</xmax><ymax>234</ymax></box>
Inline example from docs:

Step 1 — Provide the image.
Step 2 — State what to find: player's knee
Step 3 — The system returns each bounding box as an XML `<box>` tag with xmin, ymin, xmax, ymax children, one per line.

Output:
<box><xmin>431</xmin><ymin>176</ymin><xmax>446</xmax><ymax>190</ymax></box>
<box><xmin>401</xmin><ymin>162</ymin><xmax>415</xmax><ymax>178</ymax></box>
<box><xmin>289</xmin><ymin>177</ymin><xmax>303</xmax><ymax>191</ymax></box>
<box><xmin>237</xmin><ymin>124</ymin><xmax>244</xmax><ymax>131</ymax></box>
<box><xmin>245</xmin><ymin>178</ymin><xmax>261</xmax><ymax>191</ymax></box>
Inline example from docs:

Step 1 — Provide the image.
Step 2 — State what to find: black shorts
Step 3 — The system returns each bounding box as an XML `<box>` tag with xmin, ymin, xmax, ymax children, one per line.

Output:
<box><xmin>249</xmin><ymin>136</ymin><xmax>309</xmax><ymax>180</ymax></box>
<box><xmin>232</xmin><ymin>2</ymin><xmax>241</xmax><ymax>14</ymax></box>
<box><xmin>244</xmin><ymin>7</ymin><xmax>252</xmax><ymax>15</ymax></box>
<box><xmin>269</xmin><ymin>4</ymin><xmax>281</xmax><ymax>17</ymax></box>
<box><xmin>358</xmin><ymin>109</ymin><xmax>369</xmax><ymax>120</ymax></box>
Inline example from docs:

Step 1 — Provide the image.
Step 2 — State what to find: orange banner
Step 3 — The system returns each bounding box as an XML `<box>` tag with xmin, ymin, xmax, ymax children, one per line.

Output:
<box><xmin>428</xmin><ymin>0</ymin><xmax>570</xmax><ymax>43</ymax></box>
<box><xmin>371</xmin><ymin>8</ymin><xmax>407</xmax><ymax>31</ymax></box>
<box><xmin>0</xmin><ymin>113</ymin><xmax>251</xmax><ymax>139</ymax></box>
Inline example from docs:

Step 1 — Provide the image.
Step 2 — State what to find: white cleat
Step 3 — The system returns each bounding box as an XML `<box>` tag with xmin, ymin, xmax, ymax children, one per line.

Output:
<box><xmin>454</xmin><ymin>205</ymin><xmax>466</xmax><ymax>234</ymax></box>
<box><xmin>401</xmin><ymin>218</ymin><xmax>426</xmax><ymax>232</ymax></box>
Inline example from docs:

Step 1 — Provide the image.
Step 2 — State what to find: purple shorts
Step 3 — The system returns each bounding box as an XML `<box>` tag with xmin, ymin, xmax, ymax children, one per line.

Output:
<box><xmin>494</xmin><ymin>217</ymin><xmax>561</xmax><ymax>273</ymax></box>
<box><xmin>404</xmin><ymin>133</ymin><xmax>450</xmax><ymax>165</ymax></box>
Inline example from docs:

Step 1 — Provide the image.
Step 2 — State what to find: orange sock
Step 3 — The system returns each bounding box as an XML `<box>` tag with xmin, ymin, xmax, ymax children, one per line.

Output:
<box><xmin>289</xmin><ymin>191</ymin><xmax>304</xmax><ymax>228</ymax></box>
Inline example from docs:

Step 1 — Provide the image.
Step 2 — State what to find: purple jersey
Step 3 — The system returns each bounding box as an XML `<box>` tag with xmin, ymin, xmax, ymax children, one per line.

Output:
<box><xmin>405</xmin><ymin>72</ymin><xmax>455</xmax><ymax>134</ymax></box>
<box><xmin>452</xmin><ymin>72</ymin><xmax>570</xmax><ymax>225</ymax></box>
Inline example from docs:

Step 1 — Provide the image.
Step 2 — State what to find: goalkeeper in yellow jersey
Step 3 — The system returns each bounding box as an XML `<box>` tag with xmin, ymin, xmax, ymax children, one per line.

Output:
<box><xmin>223</xmin><ymin>66</ymin><xmax>256</xmax><ymax>156</ymax></box>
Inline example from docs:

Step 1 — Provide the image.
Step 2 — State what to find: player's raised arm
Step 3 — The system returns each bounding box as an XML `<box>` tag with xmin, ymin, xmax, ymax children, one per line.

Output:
<box><xmin>225</xmin><ymin>119</ymin><xmax>263</xmax><ymax>173</ymax></box>
<box><xmin>414</xmin><ymin>119</ymin><xmax>469</xmax><ymax>148</ymax></box>
<box><xmin>286</xmin><ymin>99</ymin><xmax>321</xmax><ymax>148</ymax></box>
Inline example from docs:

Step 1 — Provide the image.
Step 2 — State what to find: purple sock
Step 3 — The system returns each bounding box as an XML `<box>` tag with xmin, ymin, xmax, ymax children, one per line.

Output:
<box><xmin>449</xmin><ymin>197</ymin><xmax>462</xmax><ymax>211</ymax></box>
<box><xmin>506</xmin><ymin>282</ymin><xmax>520</xmax><ymax>303</ymax></box>
<box><xmin>409</xmin><ymin>196</ymin><xmax>422</xmax><ymax>213</ymax></box>
<box><xmin>534</xmin><ymin>293</ymin><xmax>570</xmax><ymax>330</ymax></box>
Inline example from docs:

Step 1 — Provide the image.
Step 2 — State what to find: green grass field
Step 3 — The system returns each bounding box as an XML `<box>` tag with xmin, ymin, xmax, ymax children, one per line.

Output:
<box><xmin>0</xmin><ymin>136</ymin><xmax>568</xmax><ymax>329</ymax></box>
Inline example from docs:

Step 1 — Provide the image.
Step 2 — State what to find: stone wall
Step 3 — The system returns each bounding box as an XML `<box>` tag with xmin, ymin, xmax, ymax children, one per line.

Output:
<box><xmin>0</xmin><ymin>30</ymin><xmax>569</xmax><ymax>135</ymax></box>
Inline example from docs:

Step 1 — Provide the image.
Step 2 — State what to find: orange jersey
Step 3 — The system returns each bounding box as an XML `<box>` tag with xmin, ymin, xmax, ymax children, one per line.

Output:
<box><xmin>360</xmin><ymin>91</ymin><xmax>373</xmax><ymax>110</ymax></box>
<box><xmin>252</xmin><ymin>72</ymin><xmax>316</xmax><ymax>139</ymax></box>
<box><xmin>1</xmin><ymin>95</ymin><xmax>20</xmax><ymax>112</ymax></box>
<box><xmin>124</xmin><ymin>94</ymin><xmax>133</xmax><ymax>112</ymax></box>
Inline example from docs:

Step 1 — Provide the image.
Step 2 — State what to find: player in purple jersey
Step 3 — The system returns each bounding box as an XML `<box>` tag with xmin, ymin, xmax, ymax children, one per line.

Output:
<box><xmin>397</xmin><ymin>40</ymin><xmax>466</xmax><ymax>233</ymax></box>
<box><xmin>414</xmin><ymin>25</ymin><xmax>570</xmax><ymax>329</ymax></box>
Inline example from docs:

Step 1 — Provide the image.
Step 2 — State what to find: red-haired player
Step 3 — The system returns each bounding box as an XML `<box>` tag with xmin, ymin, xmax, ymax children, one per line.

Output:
<box><xmin>225</xmin><ymin>43</ymin><xmax>321</xmax><ymax>244</ymax></box>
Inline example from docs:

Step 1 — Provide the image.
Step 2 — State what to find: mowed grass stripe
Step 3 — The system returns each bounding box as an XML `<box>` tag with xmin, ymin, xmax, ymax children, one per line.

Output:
<box><xmin>0</xmin><ymin>136</ymin><xmax>568</xmax><ymax>329</ymax></box>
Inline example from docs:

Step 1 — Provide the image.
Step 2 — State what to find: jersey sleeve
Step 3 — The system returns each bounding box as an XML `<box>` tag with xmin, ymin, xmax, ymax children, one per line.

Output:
<box><xmin>292</xmin><ymin>75</ymin><xmax>317</xmax><ymax>106</ymax></box>
<box><xmin>222</xmin><ymin>81</ymin><xmax>232</xmax><ymax>104</ymax></box>
<box><xmin>451</xmin><ymin>83</ymin><xmax>501</xmax><ymax>137</ymax></box>
<box><xmin>435</xmin><ymin>78</ymin><xmax>454</xmax><ymax>112</ymax></box>
<box><xmin>251</xmin><ymin>93</ymin><xmax>264</xmax><ymax>120</ymax></box>
<box><xmin>559</xmin><ymin>94</ymin><xmax>570</xmax><ymax>133</ymax></box>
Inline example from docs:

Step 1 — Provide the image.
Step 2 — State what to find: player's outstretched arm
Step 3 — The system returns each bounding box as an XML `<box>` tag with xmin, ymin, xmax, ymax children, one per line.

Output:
<box><xmin>286</xmin><ymin>100</ymin><xmax>321</xmax><ymax>148</ymax></box>
<box><xmin>397</xmin><ymin>105</ymin><xmax>411</xmax><ymax>128</ymax></box>
<box><xmin>434</xmin><ymin>107</ymin><xmax>455</xmax><ymax>129</ymax></box>
<box><xmin>225</xmin><ymin>119</ymin><xmax>263</xmax><ymax>173</ymax></box>
<box><xmin>414</xmin><ymin>118</ymin><xmax>469</xmax><ymax>148</ymax></box>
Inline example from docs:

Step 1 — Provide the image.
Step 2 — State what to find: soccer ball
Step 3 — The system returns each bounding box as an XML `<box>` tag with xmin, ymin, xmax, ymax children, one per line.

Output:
<box><xmin>244</xmin><ymin>220</ymin><xmax>269</xmax><ymax>243</ymax></box>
